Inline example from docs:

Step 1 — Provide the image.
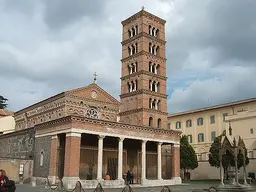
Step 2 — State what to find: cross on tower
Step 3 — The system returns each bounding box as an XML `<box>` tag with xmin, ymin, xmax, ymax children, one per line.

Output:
<box><xmin>93</xmin><ymin>72</ymin><xmax>98</xmax><ymax>84</ymax></box>
<box><xmin>142</xmin><ymin>6</ymin><xmax>145</xmax><ymax>10</ymax></box>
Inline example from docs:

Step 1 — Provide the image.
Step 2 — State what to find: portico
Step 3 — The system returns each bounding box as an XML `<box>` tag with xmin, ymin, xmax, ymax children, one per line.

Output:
<box><xmin>36</xmin><ymin>115</ymin><xmax>181</xmax><ymax>189</ymax></box>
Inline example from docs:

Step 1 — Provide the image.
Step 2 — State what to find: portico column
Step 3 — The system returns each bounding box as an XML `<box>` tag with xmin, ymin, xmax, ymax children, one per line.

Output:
<box><xmin>49</xmin><ymin>135</ymin><xmax>58</xmax><ymax>184</ymax></box>
<box><xmin>118</xmin><ymin>137</ymin><xmax>124</xmax><ymax>180</ymax></box>
<box><xmin>157</xmin><ymin>142</ymin><xmax>163</xmax><ymax>180</ymax></box>
<box><xmin>63</xmin><ymin>132</ymin><xmax>81</xmax><ymax>178</ymax></box>
<box><xmin>171</xmin><ymin>143</ymin><xmax>181</xmax><ymax>183</ymax></box>
<box><xmin>141</xmin><ymin>140</ymin><xmax>147</xmax><ymax>181</ymax></box>
<box><xmin>97</xmin><ymin>135</ymin><xmax>105</xmax><ymax>180</ymax></box>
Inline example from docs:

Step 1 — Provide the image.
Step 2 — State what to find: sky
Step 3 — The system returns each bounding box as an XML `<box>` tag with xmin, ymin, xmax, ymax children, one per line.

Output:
<box><xmin>1</xmin><ymin>0</ymin><xmax>256</xmax><ymax>114</ymax></box>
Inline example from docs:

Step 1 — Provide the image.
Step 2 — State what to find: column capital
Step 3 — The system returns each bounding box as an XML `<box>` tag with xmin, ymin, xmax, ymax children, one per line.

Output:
<box><xmin>51</xmin><ymin>135</ymin><xmax>58</xmax><ymax>139</ymax></box>
<box><xmin>118</xmin><ymin>137</ymin><xmax>125</xmax><ymax>142</ymax></box>
<box><xmin>158</xmin><ymin>142</ymin><xmax>163</xmax><ymax>146</ymax></box>
<box><xmin>142</xmin><ymin>140</ymin><xmax>148</xmax><ymax>144</ymax></box>
<box><xmin>172</xmin><ymin>143</ymin><xmax>180</xmax><ymax>148</ymax></box>
<box><xmin>98</xmin><ymin>135</ymin><xmax>105</xmax><ymax>139</ymax></box>
<box><xmin>66</xmin><ymin>132</ymin><xmax>81</xmax><ymax>138</ymax></box>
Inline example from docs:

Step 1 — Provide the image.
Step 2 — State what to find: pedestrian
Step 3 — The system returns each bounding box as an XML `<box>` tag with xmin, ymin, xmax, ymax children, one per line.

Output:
<box><xmin>130</xmin><ymin>171</ymin><xmax>134</xmax><ymax>184</ymax></box>
<box><xmin>0</xmin><ymin>170</ymin><xmax>15</xmax><ymax>192</ymax></box>
<box><xmin>126</xmin><ymin>170</ymin><xmax>131</xmax><ymax>184</ymax></box>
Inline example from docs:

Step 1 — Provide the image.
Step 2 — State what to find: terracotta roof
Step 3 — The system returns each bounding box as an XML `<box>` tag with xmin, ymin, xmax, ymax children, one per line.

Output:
<box><xmin>0</xmin><ymin>109</ymin><xmax>14</xmax><ymax>116</ymax></box>
<box><xmin>168</xmin><ymin>97</ymin><xmax>256</xmax><ymax>118</ymax></box>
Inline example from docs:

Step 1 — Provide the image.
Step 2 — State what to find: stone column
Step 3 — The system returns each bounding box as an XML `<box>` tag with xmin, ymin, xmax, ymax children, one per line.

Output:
<box><xmin>234</xmin><ymin>149</ymin><xmax>239</xmax><ymax>185</ymax></box>
<box><xmin>150</xmin><ymin>64</ymin><xmax>153</xmax><ymax>72</ymax></box>
<box><xmin>130</xmin><ymin>46</ymin><xmax>133</xmax><ymax>55</ymax></box>
<box><xmin>118</xmin><ymin>137</ymin><xmax>124</xmax><ymax>180</ymax></box>
<box><xmin>154</xmin><ymin>65</ymin><xmax>157</xmax><ymax>74</ymax></box>
<box><xmin>141</xmin><ymin>140</ymin><xmax>147</xmax><ymax>182</ymax></box>
<box><xmin>97</xmin><ymin>135</ymin><xmax>105</xmax><ymax>180</ymax></box>
<box><xmin>49</xmin><ymin>135</ymin><xmax>58</xmax><ymax>184</ymax></box>
<box><xmin>63</xmin><ymin>132</ymin><xmax>81</xmax><ymax>186</ymax></box>
<box><xmin>171</xmin><ymin>144</ymin><xmax>181</xmax><ymax>184</ymax></box>
<box><xmin>157</xmin><ymin>142</ymin><xmax>162</xmax><ymax>180</ymax></box>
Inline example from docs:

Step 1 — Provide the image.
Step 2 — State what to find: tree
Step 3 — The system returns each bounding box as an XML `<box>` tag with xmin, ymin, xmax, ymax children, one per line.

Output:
<box><xmin>180</xmin><ymin>135</ymin><xmax>198</xmax><ymax>179</ymax></box>
<box><xmin>0</xmin><ymin>95</ymin><xmax>8</xmax><ymax>109</ymax></box>
<box><xmin>209</xmin><ymin>135</ymin><xmax>250</xmax><ymax>178</ymax></box>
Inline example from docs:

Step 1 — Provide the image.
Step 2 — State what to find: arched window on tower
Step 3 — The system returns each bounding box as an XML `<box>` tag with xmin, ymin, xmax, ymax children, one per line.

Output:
<box><xmin>131</xmin><ymin>28</ymin><xmax>135</xmax><ymax>37</ymax></box>
<box><xmin>152</xmin><ymin>64</ymin><xmax>156</xmax><ymax>73</ymax></box>
<box><xmin>152</xmin><ymin>81</ymin><xmax>156</xmax><ymax>92</ymax></box>
<box><xmin>157</xmin><ymin>118</ymin><xmax>161</xmax><ymax>128</ymax></box>
<box><xmin>135</xmin><ymin>43</ymin><xmax>138</xmax><ymax>54</ymax></box>
<box><xmin>128</xmin><ymin>29</ymin><xmax>132</xmax><ymax>38</ymax></box>
<box><xmin>149</xmin><ymin>117</ymin><xmax>153</xmax><ymax>127</ymax></box>
<box><xmin>157</xmin><ymin>100</ymin><xmax>161</xmax><ymax>110</ymax></box>
<box><xmin>152</xmin><ymin>45</ymin><xmax>156</xmax><ymax>55</ymax></box>
<box><xmin>152</xmin><ymin>99</ymin><xmax>156</xmax><ymax>109</ymax></box>
<box><xmin>135</xmin><ymin>25</ymin><xmax>138</xmax><ymax>35</ymax></box>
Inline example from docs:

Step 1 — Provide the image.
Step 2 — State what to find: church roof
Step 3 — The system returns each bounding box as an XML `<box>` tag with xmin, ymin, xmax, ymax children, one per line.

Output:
<box><xmin>0</xmin><ymin>109</ymin><xmax>14</xmax><ymax>117</ymax></box>
<box><xmin>15</xmin><ymin>83</ymin><xmax>120</xmax><ymax>115</ymax></box>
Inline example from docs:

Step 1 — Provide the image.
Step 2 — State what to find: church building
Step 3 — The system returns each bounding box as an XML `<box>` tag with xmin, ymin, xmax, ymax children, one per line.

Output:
<box><xmin>0</xmin><ymin>9</ymin><xmax>181</xmax><ymax>188</ymax></box>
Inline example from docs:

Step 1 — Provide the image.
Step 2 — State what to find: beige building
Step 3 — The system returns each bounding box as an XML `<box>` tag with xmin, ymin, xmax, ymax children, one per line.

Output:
<box><xmin>168</xmin><ymin>98</ymin><xmax>256</xmax><ymax>180</ymax></box>
<box><xmin>0</xmin><ymin>109</ymin><xmax>15</xmax><ymax>134</ymax></box>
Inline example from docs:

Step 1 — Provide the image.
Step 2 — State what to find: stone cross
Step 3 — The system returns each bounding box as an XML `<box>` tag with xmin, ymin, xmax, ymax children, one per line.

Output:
<box><xmin>93</xmin><ymin>72</ymin><xmax>98</xmax><ymax>84</ymax></box>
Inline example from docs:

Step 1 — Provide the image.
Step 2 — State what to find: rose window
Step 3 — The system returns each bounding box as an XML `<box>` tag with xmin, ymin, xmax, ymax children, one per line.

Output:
<box><xmin>86</xmin><ymin>108</ymin><xmax>99</xmax><ymax>119</ymax></box>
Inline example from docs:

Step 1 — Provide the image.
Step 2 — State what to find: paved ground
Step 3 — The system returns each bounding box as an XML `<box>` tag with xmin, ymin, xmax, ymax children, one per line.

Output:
<box><xmin>16</xmin><ymin>181</ymin><xmax>220</xmax><ymax>192</ymax></box>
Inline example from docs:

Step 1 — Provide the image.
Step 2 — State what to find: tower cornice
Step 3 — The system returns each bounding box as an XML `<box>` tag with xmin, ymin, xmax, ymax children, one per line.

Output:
<box><xmin>119</xmin><ymin>89</ymin><xmax>168</xmax><ymax>99</ymax></box>
<box><xmin>121</xmin><ymin>50</ymin><xmax>167</xmax><ymax>63</ymax></box>
<box><xmin>119</xmin><ymin>108</ymin><xmax>168</xmax><ymax>116</ymax></box>
<box><xmin>120</xmin><ymin>70</ymin><xmax>168</xmax><ymax>81</ymax></box>
<box><xmin>121</xmin><ymin>10</ymin><xmax>166</xmax><ymax>26</ymax></box>
<box><xmin>121</xmin><ymin>32</ymin><xmax>166</xmax><ymax>46</ymax></box>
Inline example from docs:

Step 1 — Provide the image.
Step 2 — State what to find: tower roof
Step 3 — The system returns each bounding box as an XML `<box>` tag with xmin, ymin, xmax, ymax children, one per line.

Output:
<box><xmin>121</xmin><ymin>9</ymin><xmax>166</xmax><ymax>26</ymax></box>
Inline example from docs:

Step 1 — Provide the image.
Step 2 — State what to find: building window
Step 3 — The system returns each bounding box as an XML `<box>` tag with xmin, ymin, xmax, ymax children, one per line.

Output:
<box><xmin>211</xmin><ymin>131</ymin><xmax>216</xmax><ymax>141</ymax></box>
<box><xmin>197</xmin><ymin>117</ymin><xmax>203</xmax><ymax>126</ymax></box>
<box><xmin>250</xmin><ymin>128</ymin><xmax>254</xmax><ymax>134</ymax></box>
<box><xmin>187</xmin><ymin>135</ymin><xmax>192</xmax><ymax>143</ymax></box>
<box><xmin>176</xmin><ymin>121</ymin><xmax>181</xmax><ymax>129</ymax></box>
<box><xmin>149</xmin><ymin>117</ymin><xmax>153</xmax><ymax>127</ymax></box>
<box><xmin>248</xmin><ymin>151</ymin><xmax>253</xmax><ymax>159</ymax></box>
<box><xmin>210</xmin><ymin>115</ymin><xmax>215</xmax><ymax>124</ymax></box>
<box><xmin>157</xmin><ymin>118</ymin><xmax>161</xmax><ymax>128</ymax></box>
<box><xmin>223</xmin><ymin>113</ymin><xmax>228</xmax><ymax>122</ymax></box>
<box><xmin>40</xmin><ymin>150</ymin><xmax>44</xmax><ymax>166</ymax></box>
<box><xmin>198</xmin><ymin>133</ymin><xmax>204</xmax><ymax>142</ymax></box>
<box><xmin>167</xmin><ymin>123</ymin><xmax>171</xmax><ymax>129</ymax></box>
<box><xmin>186</xmin><ymin>119</ymin><xmax>192</xmax><ymax>127</ymax></box>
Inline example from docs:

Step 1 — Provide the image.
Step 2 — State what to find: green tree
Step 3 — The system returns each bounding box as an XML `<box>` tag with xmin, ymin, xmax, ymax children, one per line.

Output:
<box><xmin>0</xmin><ymin>95</ymin><xmax>8</xmax><ymax>109</ymax></box>
<box><xmin>180</xmin><ymin>135</ymin><xmax>198</xmax><ymax>177</ymax></box>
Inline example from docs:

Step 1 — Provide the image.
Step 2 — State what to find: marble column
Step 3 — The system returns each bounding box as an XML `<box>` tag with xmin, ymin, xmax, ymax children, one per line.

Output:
<box><xmin>141</xmin><ymin>140</ymin><xmax>147</xmax><ymax>181</ymax></box>
<box><xmin>118</xmin><ymin>137</ymin><xmax>124</xmax><ymax>180</ymax></box>
<box><xmin>97</xmin><ymin>135</ymin><xmax>105</xmax><ymax>180</ymax></box>
<box><xmin>157</xmin><ymin>142</ymin><xmax>162</xmax><ymax>180</ymax></box>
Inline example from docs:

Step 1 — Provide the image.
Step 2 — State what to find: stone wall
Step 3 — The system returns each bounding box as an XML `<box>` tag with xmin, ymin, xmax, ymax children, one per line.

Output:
<box><xmin>33</xmin><ymin>136</ymin><xmax>51</xmax><ymax>177</ymax></box>
<box><xmin>0</xmin><ymin>128</ymin><xmax>34</xmax><ymax>159</ymax></box>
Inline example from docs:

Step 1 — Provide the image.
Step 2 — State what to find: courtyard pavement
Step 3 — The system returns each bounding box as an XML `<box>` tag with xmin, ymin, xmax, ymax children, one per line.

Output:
<box><xmin>15</xmin><ymin>181</ymin><xmax>221</xmax><ymax>192</ymax></box>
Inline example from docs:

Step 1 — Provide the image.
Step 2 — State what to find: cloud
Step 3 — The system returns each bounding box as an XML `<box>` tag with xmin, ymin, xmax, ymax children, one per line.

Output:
<box><xmin>1</xmin><ymin>0</ymin><xmax>256</xmax><ymax>115</ymax></box>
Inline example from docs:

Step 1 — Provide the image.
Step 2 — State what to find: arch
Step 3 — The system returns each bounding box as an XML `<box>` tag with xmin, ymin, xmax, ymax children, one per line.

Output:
<box><xmin>176</xmin><ymin>121</ymin><xmax>181</xmax><ymax>129</ymax></box>
<box><xmin>157</xmin><ymin>118</ymin><xmax>161</xmax><ymax>128</ymax></box>
<box><xmin>152</xmin><ymin>63</ymin><xmax>156</xmax><ymax>73</ymax></box>
<box><xmin>152</xmin><ymin>99</ymin><xmax>157</xmax><ymax>109</ymax></box>
<box><xmin>149</xmin><ymin>117</ymin><xmax>153</xmax><ymax>127</ymax></box>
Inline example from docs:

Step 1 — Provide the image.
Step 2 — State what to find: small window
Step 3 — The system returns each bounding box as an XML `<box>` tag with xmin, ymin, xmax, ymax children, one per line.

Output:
<box><xmin>250</xmin><ymin>128</ymin><xmax>254</xmax><ymax>134</ymax></box>
<box><xmin>149</xmin><ymin>117</ymin><xmax>153</xmax><ymax>127</ymax></box>
<box><xmin>198</xmin><ymin>133</ymin><xmax>204</xmax><ymax>142</ymax></box>
<box><xmin>248</xmin><ymin>151</ymin><xmax>253</xmax><ymax>159</ymax></box>
<box><xmin>187</xmin><ymin>135</ymin><xmax>192</xmax><ymax>143</ymax></box>
<box><xmin>223</xmin><ymin>113</ymin><xmax>228</xmax><ymax>122</ymax></box>
<box><xmin>197</xmin><ymin>117</ymin><xmax>203</xmax><ymax>126</ymax></box>
<box><xmin>210</xmin><ymin>115</ymin><xmax>215</xmax><ymax>124</ymax></box>
<box><xmin>176</xmin><ymin>121</ymin><xmax>181</xmax><ymax>129</ymax></box>
<box><xmin>40</xmin><ymin>151</ymin><xmax>44</xmax><ymax>166</ymax></box>
<box><xmin>167</xmin><ymin>123</ymin><xmax>171</xmax><ymax>129</ymax></box>
<box><xmin>186</xmin><ymin>119</ymin><xmax>192</xmax><ymax>127</ymax></box>
<box><xmin>157</xmin><ymin>118</ymin><xmax>161</xmax><ymax>128</ymax></box>
<box><xmin>211</xmin><ymin>131</ymin><xmax>216</xmax><ymax>141</ymax></box>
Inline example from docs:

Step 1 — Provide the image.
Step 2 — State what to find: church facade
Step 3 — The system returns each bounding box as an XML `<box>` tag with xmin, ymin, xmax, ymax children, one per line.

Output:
<box><xmin>0</xmin><ymin>10</ymin><xmax>181</xmax><ymax>188</ymax></box>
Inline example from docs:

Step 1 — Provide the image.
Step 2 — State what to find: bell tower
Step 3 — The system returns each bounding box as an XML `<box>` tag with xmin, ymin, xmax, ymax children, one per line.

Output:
<box><xmin>119</xmin><ymin>9</ymin><xmax>168</xmax><ymax>129</ymax></box>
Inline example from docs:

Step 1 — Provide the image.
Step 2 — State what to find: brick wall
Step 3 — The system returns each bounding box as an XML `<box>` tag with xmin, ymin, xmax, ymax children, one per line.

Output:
<box><xmin>171</xmin><ymin>145</ymin><xmax>180</xmax><ymax>178</ymax></box>
<box><xmin>33</xmin><ymin>136</ymin><xmax>51</xmax><ymax>177</ymax></box>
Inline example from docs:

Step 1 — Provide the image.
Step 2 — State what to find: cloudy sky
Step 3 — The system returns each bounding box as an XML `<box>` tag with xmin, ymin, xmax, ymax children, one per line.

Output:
<box><xmin>1</xmin><ymin>0</ymin><xmax>256</xmax><ymax>113</ymax></box>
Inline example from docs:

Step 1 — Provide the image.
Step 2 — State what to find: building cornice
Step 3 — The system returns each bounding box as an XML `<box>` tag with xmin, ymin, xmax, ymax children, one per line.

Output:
<box><xmin>121</xmin><ymin>10</ymin><xmax>166</xmax><ymax>26</ymax></box>
<box><xmin>119</xmin><ymin>108</ymin><xmax>168</xmax><ymax>116</ymax></box>
<box><xmin>120</xmin><ymin>70</ymin><xmax>167</xmax><ymax>81</ymax></box>
<box><xmin>121</xmin><ymin>32</ymin><xmax>166</xmax><ymax>46</ymax></box>
<box><xmin>120</xmin><ymin>89</ymin><xmax>167</xmax><ymax>99</ymax></box>
<box><xmin>121</xmin><ymin>50</ymin><xmax>166</xmax><ymax>63</ymax></box>
<box><xmin>0</xmin><ymin>127</ymin><xmax>35</xmax><ymax>139</ymax></box>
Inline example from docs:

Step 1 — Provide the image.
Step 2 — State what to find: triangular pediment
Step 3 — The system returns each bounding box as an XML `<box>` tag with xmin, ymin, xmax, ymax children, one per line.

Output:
<box><xmin>65</xmin><ymin>83</ymin><xmax>120</xmax><ymax>105</ymax></box>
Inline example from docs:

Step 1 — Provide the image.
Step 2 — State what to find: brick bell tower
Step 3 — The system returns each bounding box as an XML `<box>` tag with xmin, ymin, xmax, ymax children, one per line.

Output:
<box><xmin>119</xmin><ymin>8</ymin><xmax>168</xmax><ymax>129</ymax></box>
